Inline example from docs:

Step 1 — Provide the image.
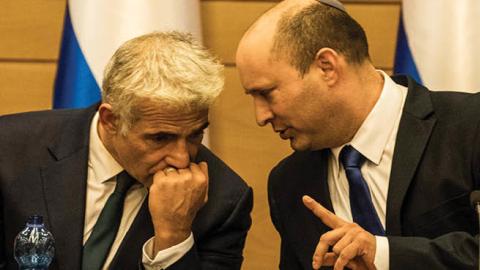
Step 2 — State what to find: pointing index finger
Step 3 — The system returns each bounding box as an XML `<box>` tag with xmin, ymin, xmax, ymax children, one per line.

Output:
<box><xmin>302</xmin><ymin>195</ymin><xmax>346</xmax><ymax>229</ymax></box>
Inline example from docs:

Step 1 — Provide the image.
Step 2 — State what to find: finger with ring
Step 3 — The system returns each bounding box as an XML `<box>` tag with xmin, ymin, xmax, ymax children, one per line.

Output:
<box><xmin>163</xmin><ymin>167</ymin><xmax>176</xmax><ymax>173</ymax></box>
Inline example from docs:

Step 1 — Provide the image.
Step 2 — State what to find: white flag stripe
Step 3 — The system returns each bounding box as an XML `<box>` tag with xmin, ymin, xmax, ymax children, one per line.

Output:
<box><xmin>68</xmin><ymin>0</ymin><xmax>202</xmax><ymax>88</ymax></box>
<box><xmin>402</xmin><ymin>0</ymin><xmax>480</xmax><ymax>92</ymax></box>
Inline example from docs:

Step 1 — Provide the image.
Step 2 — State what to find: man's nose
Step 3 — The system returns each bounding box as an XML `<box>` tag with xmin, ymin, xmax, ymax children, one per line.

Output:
<box><xmin>166</xmin><ymin>139</ymin><xmax>191</xmax><ymax>169</ymax></box>
<box><xmin>254</xmin><ymin>97</ymin><xmax>274</xmax><ymax>126</ymax></box>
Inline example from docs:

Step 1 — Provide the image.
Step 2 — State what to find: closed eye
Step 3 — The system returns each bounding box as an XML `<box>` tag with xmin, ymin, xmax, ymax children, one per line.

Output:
<box><xmin>188</xmin><ymin>130</ymin><xmax>204</xmax><ymax>142</ymax></box>
<box><xmin>255</xmin><ymin>88</ymin><xmax>275</xmax><ymax>102</ymax></box>
<box><xmin>246</xmin><ymin>86</ymin><xmax>275</xmax><ymax>96</ymax></box>
<box><xmin>187</xmin><ymin>123</ymin><xmax>209</xmax><ymax>143</ymax></box>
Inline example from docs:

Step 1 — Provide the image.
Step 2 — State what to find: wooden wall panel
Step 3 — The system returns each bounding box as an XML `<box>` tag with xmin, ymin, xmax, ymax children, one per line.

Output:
<box><xmin>202</xmin><ymin>1</ymin><xmax>400</xmax><ymax>68</ymax></box>
<box><xmin>0</xmin><ymin>0</ymin><xmax>399</xmax><ymax>114</ymax></box>
<box><xmin>347</xmin><ymin>3</ymin><xmax>400</xmax><ymax>68</ymax></box>
<box><xmin>0</xmin><ymin>62</ymin><xmax>55</xmax><ymax>115</ymax></box>
<box><xmin>209</xmin><ymin>67</ymin><xmax>292</xmax><ymax>269</ymax></box>
<box><xmin>0</xmin><ymin>0</ymin><xmax>65</xmax><ymax>60</ymax></box>
<box><xmin>202</xmin><ymin>1</ymin><xmax>275</xmax><ymax>65</ymax></box>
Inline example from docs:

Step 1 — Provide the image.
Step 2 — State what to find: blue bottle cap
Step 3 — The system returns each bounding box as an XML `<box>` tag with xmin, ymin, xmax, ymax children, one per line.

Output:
<box><xmin>26</xmin><ymin>215</ymin><xmax>43</xmax><ymax>226</ymax></box>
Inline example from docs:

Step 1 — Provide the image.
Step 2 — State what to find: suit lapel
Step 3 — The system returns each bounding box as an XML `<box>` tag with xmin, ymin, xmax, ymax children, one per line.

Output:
<box><xmin>41</xmin><ymin>106</ymin><xmax>98</xmax><ymax>270</ymax></box>
<box><xmin>386</xmin><ymin>76</ymin><xmax>436</xmax><ymax>235</ymax></box>
<box><xmin>41</xmin><ymin>150</ymin><xmax>88</xmax><ymax>270</ymax></box>
<box><xmin>308</xmin><ymin>150</ymin><xmax>334</xmax><ymax>230</ymax></box>
<box><xmin>283</xmin><ymin>150</ymin><xmax>332</xmax><ymax>269</ymax></box>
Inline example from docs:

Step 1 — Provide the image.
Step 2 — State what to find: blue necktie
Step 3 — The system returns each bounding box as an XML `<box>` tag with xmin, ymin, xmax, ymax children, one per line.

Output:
<box><xmin>340</xmin><ymin>145</ymin><xmax>385</xmax><ymax>236</ymax></box>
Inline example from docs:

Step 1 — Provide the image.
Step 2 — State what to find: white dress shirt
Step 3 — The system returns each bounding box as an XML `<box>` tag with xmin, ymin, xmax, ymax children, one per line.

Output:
<box><xmin>328</xmin><ymin>71</ymin><xmax>407</xmax><ymax>270</ymax></box>
<box><xmin>84</xmin><ymin>112</ymin><xmax>194</xmax><ymax>269</ymax></box>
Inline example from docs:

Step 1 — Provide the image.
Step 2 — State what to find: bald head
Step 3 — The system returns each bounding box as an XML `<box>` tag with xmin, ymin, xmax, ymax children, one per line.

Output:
<box><xmin>237</xmin><ymin>0</ymin><xmax>369</xmax><ymax>76</ymax></box>
<box><xmin>236</xmin><ymin>0</ymin><xmax>313</xmax><ymax>66</ymax></box>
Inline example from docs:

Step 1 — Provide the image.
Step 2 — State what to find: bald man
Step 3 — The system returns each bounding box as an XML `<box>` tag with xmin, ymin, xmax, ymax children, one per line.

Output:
<box><xmin>236</xmin><ymin>0</ymin><xmax>479</xmax><ymax>269</ymax></box>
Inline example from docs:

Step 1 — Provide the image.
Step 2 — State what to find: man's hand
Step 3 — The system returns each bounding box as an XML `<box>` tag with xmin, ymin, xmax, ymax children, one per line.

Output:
<box><xmin>148</xmin><ymin>162</ymin><xmax>209</xmax><ymax>254</ymax></box>
<box><xmin>302</xmin><ymin>195</ymin><xmax>377</xmax><ymax>270</ymax></box>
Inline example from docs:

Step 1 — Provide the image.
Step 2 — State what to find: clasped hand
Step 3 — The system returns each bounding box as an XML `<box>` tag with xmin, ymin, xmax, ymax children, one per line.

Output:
<box><xmin>149</xmin><ymin>162</ymin><xmax>209</xmax><ymax>253</ymax></box>
<box><xmin>303</xmin><ymin>195</ymin><xmax>377</xmax><ymax>270</ymax></box>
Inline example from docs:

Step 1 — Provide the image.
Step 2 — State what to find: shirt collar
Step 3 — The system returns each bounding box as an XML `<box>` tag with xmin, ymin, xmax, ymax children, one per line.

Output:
<box><xmin>332</xmin><ymin>71</ymin><xmax>404</xmax><ymax>165</ymax></box>
<box><xmin>88</xmin><ymin>112</ymin><xmax>124</xmax><ymax>183</ymax></box>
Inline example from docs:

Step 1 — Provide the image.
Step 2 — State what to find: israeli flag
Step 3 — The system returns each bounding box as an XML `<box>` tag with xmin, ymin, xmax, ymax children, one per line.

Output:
<box><xmin>394</xmin><ymin>0</ymin><xmax>480</xmax><ymax>93</ymax></box>
<box><xmin>53</xmin><ymin>0</ymin><xmax>203</xmax><ymax>108</ymax></box>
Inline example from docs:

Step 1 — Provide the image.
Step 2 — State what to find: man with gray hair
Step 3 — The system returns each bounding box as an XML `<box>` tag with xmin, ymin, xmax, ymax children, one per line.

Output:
<box><xmin>0</xmin><ymin>31</ymin><xmax>252</xmax><ymax>270</ymax></box>
<box><xmin>236</xmin><ymin>0</ymin><xmax>479</xmax><ymax>269</ymax></box>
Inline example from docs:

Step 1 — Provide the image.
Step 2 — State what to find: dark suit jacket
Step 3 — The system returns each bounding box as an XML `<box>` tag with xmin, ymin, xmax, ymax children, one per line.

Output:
<box><xmin>268</xmin><ymin>75</ymin><xmax>480</xmax><ymax>269</ymax></box>
<box><xmin>0</xmin><ymin>104</ymin><xmax>253</xmax><ymax>270</ymax></box>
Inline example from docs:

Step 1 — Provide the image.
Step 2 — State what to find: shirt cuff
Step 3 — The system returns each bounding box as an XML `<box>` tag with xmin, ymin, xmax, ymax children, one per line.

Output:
<box><xmin>373</xmin><ymin>236</ymin><xmax>389</xmax><ymax>270</ymax></box>
<box><xmin>142</xmin><ymin>233</ymin><xmax>194</xmax><ymax>269</ymax></box>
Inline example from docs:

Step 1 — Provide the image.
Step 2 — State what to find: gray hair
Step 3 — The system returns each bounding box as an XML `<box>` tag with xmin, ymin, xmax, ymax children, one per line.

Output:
<box><xmin>102</xmin><ymin>31</ymin><xmax>224</xmax><ymax>134</ymax></box>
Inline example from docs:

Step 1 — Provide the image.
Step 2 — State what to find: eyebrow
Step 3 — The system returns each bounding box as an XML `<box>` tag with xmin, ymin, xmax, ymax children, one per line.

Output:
<box><xmin>147</xmin><ymin>122</ymin><xmax>210</xmax><ymax>138</ymax></box>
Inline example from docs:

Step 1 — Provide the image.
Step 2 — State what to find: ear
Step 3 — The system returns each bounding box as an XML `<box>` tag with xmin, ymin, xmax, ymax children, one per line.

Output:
<box><xmin>98</xmin><ymin>103</ymin><xmax>119</xmax><ymax>134</ymax></box>
<box><xmin>313</xmin><ymin>48</ymin><xmax>340</xmax><ymax>87</ymax></box>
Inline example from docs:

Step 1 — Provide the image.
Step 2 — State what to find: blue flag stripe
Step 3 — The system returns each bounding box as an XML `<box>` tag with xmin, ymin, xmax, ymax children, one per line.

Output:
<box><xmin>53</xmin><ymin>6</ymin><xmax>101</xmax><ymax>109</ymax></box>
<box><xmin>393</xmin><ymin>12</ymin><xmax>422</xmax><ymax>84</ymax></box>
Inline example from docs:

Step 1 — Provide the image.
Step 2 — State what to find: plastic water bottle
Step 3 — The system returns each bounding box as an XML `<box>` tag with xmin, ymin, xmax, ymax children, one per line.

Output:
<box><xmin>14</xmin><ymin>215</ymin><xmax>55</xmax><ymax>270</ymax></box>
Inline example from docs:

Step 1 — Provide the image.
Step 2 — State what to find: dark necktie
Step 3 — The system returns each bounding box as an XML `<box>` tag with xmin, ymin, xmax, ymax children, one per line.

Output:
<box><xmin>82</xmin><ymin>171</ymin><xmax>135</xmax><ymax>270</ymax></box>
<box><xmin>340</xmin><ymin>145</ymin><xmax>385</xmax><ymax>236</ymax></box>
